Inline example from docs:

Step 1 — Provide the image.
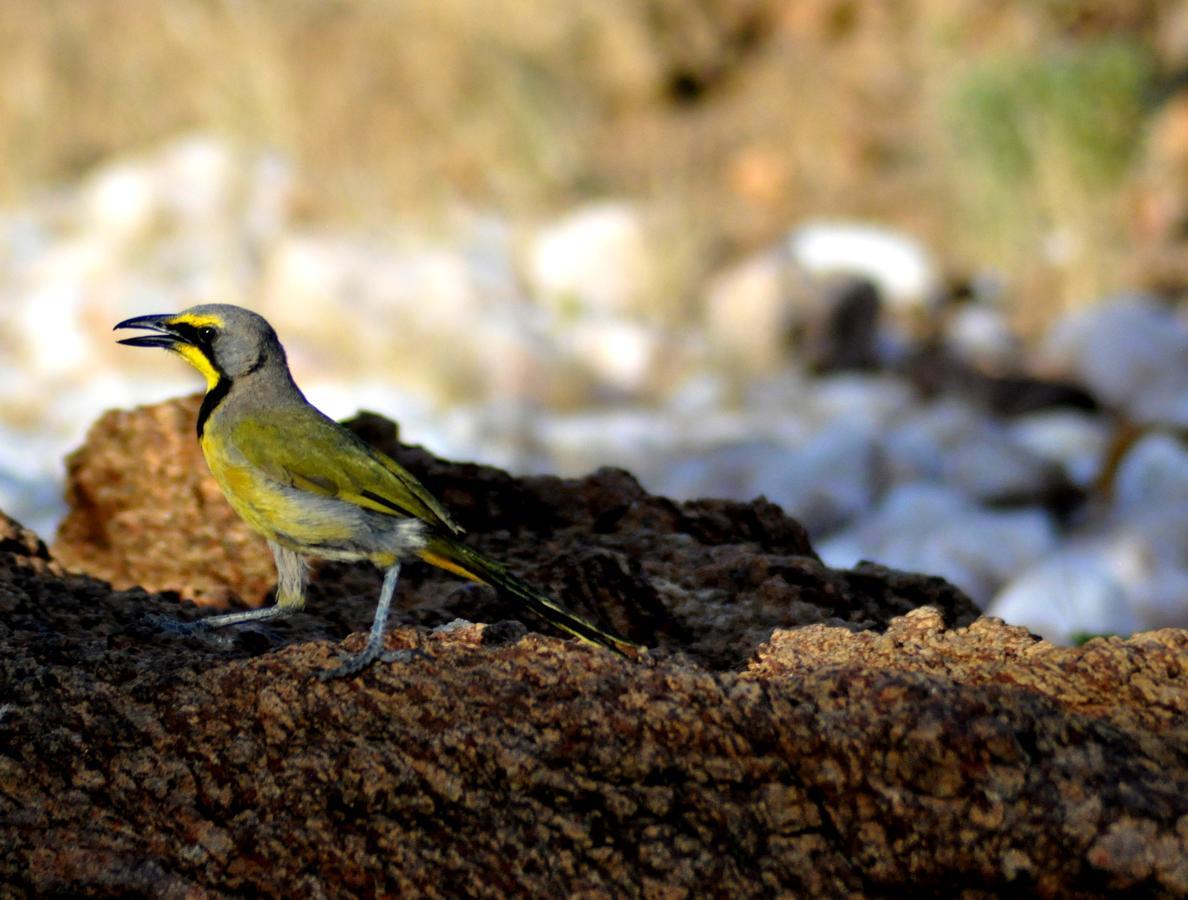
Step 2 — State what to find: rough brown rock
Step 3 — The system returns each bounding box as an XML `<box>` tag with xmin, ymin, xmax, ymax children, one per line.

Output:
<box><xmin>54</xmin><ymin>395</ymin><xmax>275</xmax><ymax>609</ymax></box>
<box><xmin>752</xmin><ymin>609</ymin><xmax>1188</xmax><ymax>732</ymax></box>
<box><xmin>1</xmin><ymin>399</ymin><xmax>1184</xmax><ymax>896</ymax></box>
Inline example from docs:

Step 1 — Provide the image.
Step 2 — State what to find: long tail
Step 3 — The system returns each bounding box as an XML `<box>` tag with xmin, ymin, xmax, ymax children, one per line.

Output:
<box><xmin>417</xmin><ymin>535</ymin><xmax>637</xmax><ymax>656</ymax></box>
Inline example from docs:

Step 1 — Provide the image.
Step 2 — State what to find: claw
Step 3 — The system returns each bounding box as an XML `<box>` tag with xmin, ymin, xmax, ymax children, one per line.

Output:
<box><xmin>316</xmin><ymin>643</ymin><xmax>434</xmax><ymax>681</ymax></box>
<box><xmin>144</xmin><ymin>613</ymin><xmax>236</xmax><ymax>648</ymax></box>
<box><xmin>316</xmin><ymin>650</ymin><xmax>374</xmax><ymax>681</ymax></box>
<box><xmin>379</xmin><ymin>647</ymin><xmax>435</xmax><ymax>665</ymax></box>
<box><xmin>145</xmin><ymin>613</ymin><xmax>209</xmax><ymax>636</ymax></box>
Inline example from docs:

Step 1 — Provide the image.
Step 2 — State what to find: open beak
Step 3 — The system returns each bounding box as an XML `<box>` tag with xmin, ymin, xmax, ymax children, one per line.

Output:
<box><xmin>113</xmin><ymin>314</ymin><xmax>183</xmax><ymax>349</ymax></box>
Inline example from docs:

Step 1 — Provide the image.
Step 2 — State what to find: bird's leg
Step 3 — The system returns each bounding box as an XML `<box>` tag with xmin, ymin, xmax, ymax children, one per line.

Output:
<box><xmin>148</xmin><ymin>604</ymin><xmax>296</xmax><ymax>647</ymax></box>
<box><xmin>149</xmin><ymin>604</ymin><xmax>295</xmax><ymax>635</ymax></box>
<box><xmin>319</xmin><ymin>562</ymin><xmax>428</xmax><ymax>680</ymax></box>
<box><xmin>147</xmin><ymin>540</ymin><xmax>307</xmax><ymax>640</ymax></box>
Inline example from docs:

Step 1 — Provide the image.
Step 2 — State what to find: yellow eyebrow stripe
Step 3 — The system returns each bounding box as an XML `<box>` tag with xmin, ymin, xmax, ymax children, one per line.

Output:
<box><xmin>171</xmin><ymin>313</ymin><xmax>225</xmax><ymax>329</ymax></box>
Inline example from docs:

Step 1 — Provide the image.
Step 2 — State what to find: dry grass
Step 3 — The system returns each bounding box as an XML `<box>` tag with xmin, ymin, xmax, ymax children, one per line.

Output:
<box><xmin>0</xmin><ymin>0</ymin><xmax>1180</xmax><ymax>327</ymax></box>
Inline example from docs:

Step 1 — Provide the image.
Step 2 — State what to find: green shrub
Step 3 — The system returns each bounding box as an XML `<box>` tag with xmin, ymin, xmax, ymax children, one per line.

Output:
<box><xmin>944</xmin><ymin>39</ymin><xmax>1155</xmax><ymax>312</ymax></box>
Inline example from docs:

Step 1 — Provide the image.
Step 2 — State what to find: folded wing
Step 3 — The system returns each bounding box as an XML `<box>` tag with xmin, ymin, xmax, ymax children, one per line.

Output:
<box><xmin>227</xmin><ymin>408</ymin><xmax>462</xmax><ymax>534</ymax></box>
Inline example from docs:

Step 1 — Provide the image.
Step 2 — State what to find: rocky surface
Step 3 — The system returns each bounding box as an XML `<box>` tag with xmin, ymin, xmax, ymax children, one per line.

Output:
<box><xmin>1</xmin><ymin>401</ymin><xmax>1185</xmax><ymax>895</ymax></box>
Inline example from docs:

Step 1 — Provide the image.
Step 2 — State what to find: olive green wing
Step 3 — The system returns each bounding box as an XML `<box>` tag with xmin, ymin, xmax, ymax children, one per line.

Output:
<box><xmin>226</xmin><ymin>407</ymin><xmax>462</xmax><ymax>534</ymax></box>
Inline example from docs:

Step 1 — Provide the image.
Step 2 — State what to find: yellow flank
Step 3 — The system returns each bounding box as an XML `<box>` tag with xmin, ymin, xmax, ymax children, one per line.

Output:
<box><xmin>175</xmin><ymin>344</ymin><xmax>221</xmax><ymax>389</ymax></box>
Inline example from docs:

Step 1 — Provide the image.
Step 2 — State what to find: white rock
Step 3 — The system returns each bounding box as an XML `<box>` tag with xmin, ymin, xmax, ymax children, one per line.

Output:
<box><xmin>302</xmin><ymin>377</ymin><xmax>440</xmax><ymax>445</ymax></box>
<box><xmin>865</xmin><ymin>481</ymin><xmax>972</xmax><ymax>524</ymax></box>
<box><xmin>787</xmin><ymin>221</ymin><xmax>937</xmax><ymax>310</ymax></box>
<box><xmin>525</xmin><ymin>202</ymin><xmax>654</xmax><ymax>317</ymax></box>
<box><xmin>651</xmin><ymin>440</ymin><xmax>785</xmax><ymax>506</ymax></box>
<box><xmin>702</xmin><ymin>251</ymin><xmax>790</xmax><ymax>369</ymax></box>
<box><xmin>988</xmin><ymin>551</ymin><xmax>1137</xmax><ymax>644</ymax></box>
<box><xmin>654</xmin><ymin>421</ymin><xmax>880</xmax><ymax>535</ymax></box>
<box><xmin>664</xmin><ymin>372</ymin><xmax>730</xmax><ymax>416</ymax></box>
<box><xmin>455</xmin><ymin>211</ymin><xmax>518</xmax><ymax>299</ymax></box>
<box><xmin>47</xmin><ymin>372</ymin><xmax>196</xmax><ymax>436</ymax></box>
<box><xmin>0</xmin><ymin>425</ymin><xmax>71</xmax><ymax>539</ymax></box>
<box><xmin>820</xmin><ymin>482</ymin><xmax>1058</xmax><ymax>607</ymax></box>
<box><xmin>19</xmin><ymin>233</ymin><xmax>118</xmax><ymax>289</ymax></box>
<box><xmin>741</xmin><ymin>369</ymin><xmax>815</xmax><ymax>413</ymax></box>
<box><xmin>260</xmin><ymin>232</ymin><xmax>494</xmax><ymax>377</ymax></box>
<box><xmin>463</xmin><ymin>309</ymin><xmax>557</xmax><ymax>404</ymax></box>
<box><xmin>883</xmin><ymin>400</ymin><xmax>1060</xmax><ymax>501</ymax></box>
<box><xmin>1127</xmin><ymin>569</ymin><xmax>1188</xmax><ymax>630</ymax></box>
<box><xmin>244</xmin><ymin>152</ymin><xmax>297</xmax><ymax>246</ymax></box>
<box><xmin>774</xmin><ymin>422</ymin><xmax>881</xmax><ymax>534</ymax></box>
<box><xmin>12</xmin><ymin>282</ymin><xmax>94</xmax><ymax>376</ymax></box>
<box><xmin>524</xmin><ymin>404</ymin><xmax>811</xmax><ymax>485</ymax></box>
<box><xmin>805</xmin><ymin>373</ymin><xmax>916</xmax><ymax>430</ymax></box>
<box><xmin>0</xmin><ymin>212</ymin><xmax>51</xmax><ymax>274</ymax></box>
<box><xmin>0</xmin><ymin>468</ymin><xmax>65</xmax><ymax>542</ymax></box>
<box><xmin>387</xmin><ymin>246</ymin><xmax>487</xmax><ymax>333</ymax></box>
<box><xmin>1111</xmin><ymin>431</ymin><xmax>1188</xmax><ymax>514</ymax></box>
<box><xmin>80</xmin><ymin>160</ymin><xmax>160</xmax><ymax>245</ymax></box>
<box><xmin>1007</xmin><ymin>410</ymin><xmax>1108</xmax><ymax>488</ymax></box>
<box><xmin>259</xmin><ymin>232</ymin><xmax>355</xmax><ymax>327</ymax></box>
<box><xmin>155</xmin><ymin>135</ymin><xmax>238</xmax><ymax>228</ymax></box>
<box><xmin>1038</xmin><ymin>296</ymin><xmax>1188</xmax><ymax>427</ymax></box>
<box><xmin>563</xmin><ymin>316</ymin><xmax>664</xmax><ymax>393</ymax></box>
<box><xmin>533</xmin><ymin>407</ymin><xmax>681</xmax><ymax>477</ymax></box>
<box><xmin>943</xmin><ymin>303</ymin><xmax>1022</xmax><ymax>370</ymax></box>
<box><xmin>1101</xmin><ymin>506</ymin><xmax>1188</xmax><ymax>630</ymax></box>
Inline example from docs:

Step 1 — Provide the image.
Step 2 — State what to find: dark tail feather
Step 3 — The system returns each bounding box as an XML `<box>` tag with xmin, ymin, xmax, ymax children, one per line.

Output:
<box><xmin>418</xmin><ymin>535</ymin><xmax>637</xmax><ymax>656</ymax></box>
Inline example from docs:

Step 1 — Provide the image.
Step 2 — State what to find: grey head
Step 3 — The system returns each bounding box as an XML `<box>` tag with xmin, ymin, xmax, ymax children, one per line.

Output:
<box><xmin>115</xmin><ymin>303</ymin><xmax>290</xmax><ymax>381</ymax></box>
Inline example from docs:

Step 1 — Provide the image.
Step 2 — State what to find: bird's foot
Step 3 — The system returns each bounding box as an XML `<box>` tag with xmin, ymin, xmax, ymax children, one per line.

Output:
<box><xmin>144</xmin><ymin>613</ymin><xmax>236</xmax><ymax>648</ymax></box>
<box><xmin>380</xmin><ymin>647</ymin><xmax>435</xmax><ymax>666</ymax></box>
<box><xmin>145</xmin><ymin>613</ymin><xmax>209</xmax><ymax>636</ymax></box>
<box><xmin>316</xmin><ymin>649</ymin><xmax>375</xmax><ymax>681</ymax></box>
<box><xmin>317</xmin><ymin>643</ymin><xmax>434</xmax><ymax>681</ymax></box>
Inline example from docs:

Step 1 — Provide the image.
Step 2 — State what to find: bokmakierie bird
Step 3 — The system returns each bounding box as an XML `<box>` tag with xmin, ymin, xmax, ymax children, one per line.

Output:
<box><xmin>115</xmin><ymin>304</ymin><xmax>635</xmax><ymax>678</ymax></box>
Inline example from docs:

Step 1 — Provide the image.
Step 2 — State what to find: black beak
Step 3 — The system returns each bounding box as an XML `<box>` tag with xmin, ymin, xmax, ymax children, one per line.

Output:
<box><xmin>114</xmin><ymin>314</ymin><xmax>182</xmax><ymax>349</ymax></box>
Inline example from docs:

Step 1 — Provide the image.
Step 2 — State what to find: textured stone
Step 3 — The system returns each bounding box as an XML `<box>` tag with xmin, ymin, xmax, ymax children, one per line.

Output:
<box><xmin>751</xmin><ymin>607</ymin><xmax>1188</xmax><ymax>732</ymax></box>
<box><xmin>3</xmin><ymin>399</ymin><xmax>1183</xmax><ymax>895</ymax></box>
<box><xmin>54</xmin><ymin>394</ymin><xmax>273</xmax><ymax>609</ymax></box>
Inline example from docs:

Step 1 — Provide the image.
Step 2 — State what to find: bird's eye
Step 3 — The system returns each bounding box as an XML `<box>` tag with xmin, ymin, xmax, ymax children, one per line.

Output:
<box><xmin>198</xmin><ymin>326</ymin><xmax>217</xmax><ymax>342</ymax></box>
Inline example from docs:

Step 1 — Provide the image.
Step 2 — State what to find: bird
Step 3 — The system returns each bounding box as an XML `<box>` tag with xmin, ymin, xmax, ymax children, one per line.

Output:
<box><xmin>115</xmin><ymin>304</ymin><xmax>636</xmax><ymax>678</ymax></box>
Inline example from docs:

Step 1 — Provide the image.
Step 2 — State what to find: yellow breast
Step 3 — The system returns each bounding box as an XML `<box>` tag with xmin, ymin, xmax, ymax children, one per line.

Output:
<box><xmin>202</xmin><ymin>431</ymin><xmax>284</xmax><ymax>540</ymax></box>
<box><xmin>200</xmin><ymin>416</ymin><xmax>368</xmax><ymax>554</ymax></box>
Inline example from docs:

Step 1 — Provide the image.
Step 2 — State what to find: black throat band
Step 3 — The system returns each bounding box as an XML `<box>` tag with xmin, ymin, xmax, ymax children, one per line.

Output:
<box><xmin>197</xmin><ymin>376</ymin><xmax>232</xmax><ymax>439</ymax></box>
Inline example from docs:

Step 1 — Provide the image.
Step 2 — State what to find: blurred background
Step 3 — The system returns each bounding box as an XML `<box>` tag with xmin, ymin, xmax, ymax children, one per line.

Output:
<box><xmin>0</xmin><ymin>0</ymin><xmax>1186</xmax><ymax>641</ymax></box>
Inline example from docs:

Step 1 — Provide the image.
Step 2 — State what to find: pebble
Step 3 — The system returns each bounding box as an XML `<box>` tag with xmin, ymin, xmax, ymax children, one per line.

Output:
<box><xmin>820</xmin><ymin>483</ymin><xmax>1058</xmax><ymax>607</ymax></box>
<box><xmin>1038</xmin><ymin>296</ymin><xmax>1188</xmax><ymax>427</ymax></box>
<box><xmin>787</xmin><ymin>220</ymin><xmax>938</xmax><ymax>309</ymax></box>
<box><xmin>988</xmin><ymin>550</ymin><xmax>1137</xmax><ymax>644</ymax></box>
